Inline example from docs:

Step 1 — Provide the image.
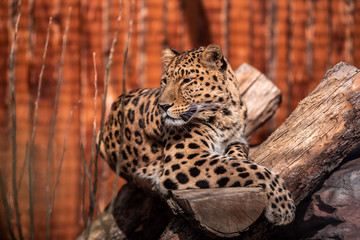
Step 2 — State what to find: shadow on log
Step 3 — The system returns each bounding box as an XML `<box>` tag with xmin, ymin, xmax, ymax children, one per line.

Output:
<box><xmin>78</xmin><ymin>62</ymin><xmax>360</xmax><ymax>240</ymax></box>
<box><xmin>77</xmin><ymin>185</ymin><xmax>173</xmax><ymax>240</ymax></box>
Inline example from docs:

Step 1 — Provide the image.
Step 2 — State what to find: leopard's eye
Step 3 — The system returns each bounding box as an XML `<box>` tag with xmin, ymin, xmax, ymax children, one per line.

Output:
<box><xmin>181</xmin><ymin>78</ymin><xmax>192</xmax><ymax>86</ymax></box>
<box><xmin>161</xmin><ymin>78</ymin><xmax>167</xmax><ymax>87</ymax></box>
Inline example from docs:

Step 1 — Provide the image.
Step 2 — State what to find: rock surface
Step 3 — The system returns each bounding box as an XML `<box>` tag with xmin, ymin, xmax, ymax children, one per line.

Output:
<box><xmin>303</xmin><ymin>157</ymin><xmax>360</xmax><ymax>239</ymax></box>
<box><xmin>269</xmin><ymin>146</ymin><xmax>360</xmax><ymax>240</ymax></box>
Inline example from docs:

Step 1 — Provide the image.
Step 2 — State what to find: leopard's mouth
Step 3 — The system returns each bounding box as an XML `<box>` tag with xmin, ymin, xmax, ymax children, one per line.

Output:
<box><xmin>162</xmin><ymin>113</ymin><xmax>186</xmax><ymax>126</ymax></box>
<box><xmin>161</xmin><ymin>104</ymin><xmax>198</xmax><ymax>127</ymax></box>
<box><xmin>180</xmin><ymin>105</ymin><xmax>197</xmax><ymax>122</ymax></box>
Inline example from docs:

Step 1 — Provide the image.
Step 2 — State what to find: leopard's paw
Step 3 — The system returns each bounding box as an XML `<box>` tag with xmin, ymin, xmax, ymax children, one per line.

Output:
<box><xmin>265</xmin><ymin>194</ymin><xmax>296</xmax><ymax>225</ymax></box>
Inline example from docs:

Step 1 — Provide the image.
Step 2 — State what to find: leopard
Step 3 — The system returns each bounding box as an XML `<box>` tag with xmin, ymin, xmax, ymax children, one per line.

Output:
<box><xmin>99</xmin><ymin>44</ymin><xmax>296</xmax><ymax>225</ymax></box>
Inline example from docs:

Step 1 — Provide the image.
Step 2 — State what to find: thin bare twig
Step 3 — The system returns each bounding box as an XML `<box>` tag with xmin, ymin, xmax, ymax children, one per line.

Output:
<box><xmin>87</xmin><ymin>52</ymin><xmax>98</xmax><ymax>227</ymax></box>
<box><xmin>0</xmin><ymin>172</ymin><xmax>16</xmax><ymax>239</ymax></box>
<box><xmin>306</xmin><ymin>0</ymin><xmax>314</xmax><ymax>76</ymax></box>
<box><xmin>138</xmin><ymin>0</ymin><xmax>146</xmax><ymax>88</ymax></box>
<box><xmin>28</xmin><ymin>0</ymin><xmax>34</xmax><ymax>57</ymax></box>
<box><xmin>17</xmin><ymin>141</ymin><xmax>28</xmax><ymax>191</ymax></box>
<box><xmin>49</xmin><ymin>100</ymin><xmax>80</xmax><ymax>219</ymax></box>
<box><xmin>162</xmin><ymin>0</ymin><xmax>168</xmax><ymax>46</ymax></box>
<box><xmin>286</xmin><ymin>0</ymin><xmax>293</xmax><ymax>116</ymax></box>
<box><xmin>221</xmin><ymin>0</ymin><xmax>229</xmax><ymax>59</ymax></box>
<box><xmin>81</xmin><ymin>141</ymin><xmax>110</xmax><ymax>240</ymax></box>
<box><xmin>80</xmin><ymin>142</ymin><xmax>98</xmax><ymax>240</ymax></box>
<box><xmin>27</xmin><ymin>17</ymin><xmax>52</xmax><ymax>240</ymax></box>
<box><xmin>82</xmin><ymin>162</ymin><xmax>86</xmax><ymax>224</ymax></box>
<box><xmin>45</xmin><ymin>8</ymin><xmax>71</xmax><ymax>240</ymax></box>
<box><xmin>9</xmin><ymin>0</ymin><xmax>23</xmax><ymax>238</ymax></box>
<box><xmin>94</xmin><ymin>0</ymin><xmax>123</xmax><ymax>214</ymax></box>
<box><xmin>109</xmin><ymin>0</ymin><xmax>134</xmax><ymax>214</ymax></box>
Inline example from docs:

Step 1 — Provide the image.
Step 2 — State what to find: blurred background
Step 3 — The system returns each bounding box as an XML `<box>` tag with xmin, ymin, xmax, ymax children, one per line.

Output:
<box><xmin>1</xmin><ymin>0</ymin><xmax>360</xmax><ymax>239</ymax></box>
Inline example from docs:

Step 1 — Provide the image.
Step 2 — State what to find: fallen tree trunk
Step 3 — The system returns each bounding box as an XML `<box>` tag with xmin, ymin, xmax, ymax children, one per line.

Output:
<box><xmin>253</xmin><ymin>62</ymin><xmax>360</xmax><ymax>203</ymax></box>
<box><xmin>161</xmin><ymin>62</ymin><xmax>360</xmax><ymax>239</ymax></box>
<box><xmin>79</xmin><ymin>62</ymin><xmax>360</xmax><ymax>239</ymax></box>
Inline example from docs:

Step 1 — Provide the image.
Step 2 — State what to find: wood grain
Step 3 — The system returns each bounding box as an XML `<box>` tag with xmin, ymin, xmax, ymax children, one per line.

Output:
<box><xmin>236</xmin><ymin>63</ymin><xmax>282</xmax><ymax>138</ymax></box>
<box><xmin>252</xmin><ymin>62</ymin><xmax>360</xmax><ymax>203</ymax></box>
<box><xmin>171</xmin><ymin>187</ymin><xmax>266</xmax><ymax>237</ymax></box>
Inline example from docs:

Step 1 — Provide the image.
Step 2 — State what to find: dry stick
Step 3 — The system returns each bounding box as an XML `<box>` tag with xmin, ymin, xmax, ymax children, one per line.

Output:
<box><xmin>221</xmin><ymin>0</ymin><xmax>229</xmax><ymax>59</ymax></box>
<box><xmin>266</xmin><ymin>0</ymin><xmax>277</xmax><ymax>133</ymax></box>
<box><xmin>27</xmin><ymin>17</ymin><xmax>52</xmax><ymax>240</ymax></box>
<box><xmin>94</xmin><ymin>0</ymin><xmax>123</xmax><ymax>191</ymax></box>
<box><xmin>9</xmin><ymin>0</ymin><xmax>23</xmax><ymax>238</ymax></box>
<box><xmin>138</xmin><ymin>0</ymin><xmax>146</xmax><ymax>88</ymax></box>
<box><xmin>86</xmin><ymin>52</ymin><xmax>98</xmax><ymax>227</ymax></box>
<box><xmin>109</xmin><ymin>0</ymin><xmax>134</xmax><ymax>215</ymax></box>
<box><xmin>81</xmin><ymin>1</ymin><xmax>126</xmax><ymax>238</ymax></box>
<box><xmin>344</xmin><ymin>0</ymin><xmax>354</xmax><ymax>64</ymax></box>
<box><xmin>82</xmin><ymin>163</ymin><xmax>86</xmax><ymax>224</ymax></box>
<box><xmin>0</xmin><ymin>172</ymin><xmax>16</xmax><ymax>239</ymax></box>
<box><xmin>94</xmin><ymin>0</ymin><xmax>123</xmax><ymax>215</ymax></box>
<box><xmin>45</xmin><ymin>8</ymin><xmax>71</xmax><ymax>240</ymax></box>
<box><xmin>306</xmin><ymin>0</ymin><xmax>314</xmax><ymax>76</ymax></box>
<box><xmin>162</xmin><ymin>0</ymin><xmax>168</xmax><ymax>46</ymax></box>
<box><xmin>80</xmin><ymin>142</ymin><xmax>102</xmax><ymax>240</ymax></box>
<box><xmin>17</xmin><ymin>141</ymin><xmax>28</xmax><ymax>191</ymax></box>
<box><xmin>49</xmin><ymin>100</ymin><xmax>80</xmax><ymax>219</ymax></box>
<box><xmin>286</xmin><ymin>0</ymin><xmax>293</xmax><ymax>116</ymax></box>
<box><xmin>92</xmin><ymin>2</ymin><xmax>124</xmax><ymax>239</ymax></box>
<box><xmin>28</xmin><ymin>0</ymin><xmax>34</xmax><ymax>57</ymax></box>
<box><xmin>80</xmin><ymin>142</ymin><xmax>88</xmax><ymax>239</ymax></box>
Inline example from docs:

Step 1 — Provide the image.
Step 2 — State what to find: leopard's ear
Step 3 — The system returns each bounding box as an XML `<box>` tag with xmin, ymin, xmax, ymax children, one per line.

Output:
<box><xmin>201</xmin><ymin>43</ymin><xmax>223</xmax><ymax>69</ymax></box>
<box><xmin>162</xmin><ymin>47</ymin><xmax>180</xmax><ymax>68</ymax></box>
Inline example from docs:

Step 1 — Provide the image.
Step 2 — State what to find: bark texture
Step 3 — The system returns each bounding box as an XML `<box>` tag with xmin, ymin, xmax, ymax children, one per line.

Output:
<box><xmin>236</xmin><ymin>63</ymin><xmax>282</xmax><ymax>138</ymax></box>
<box><xmin>253</xmin><ymin>62</ymin><xmax>360</xmax><ymax>204</ymax></box>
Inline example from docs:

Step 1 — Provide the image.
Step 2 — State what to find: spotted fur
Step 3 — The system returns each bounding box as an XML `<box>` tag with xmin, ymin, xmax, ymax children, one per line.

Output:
<box><xmin>99</xmin><ymin>44</ymin><xmax>295</xmax><ymax>225</ymax></box>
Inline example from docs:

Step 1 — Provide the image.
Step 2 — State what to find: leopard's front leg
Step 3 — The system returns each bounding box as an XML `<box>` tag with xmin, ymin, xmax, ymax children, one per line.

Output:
<box><xmin>224</xmin><ymin>141</ymin><xmax>249</xmax><ymax>159</ymax></box>
<box><xmin>223</xmin><ymin>141</ymin><xmax>296</xmax><ymax>224</ymax></box>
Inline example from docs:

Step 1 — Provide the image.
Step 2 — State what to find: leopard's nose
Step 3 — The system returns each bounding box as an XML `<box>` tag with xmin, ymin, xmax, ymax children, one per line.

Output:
<box><xmin>159</xmin><ymin>103</ymin><xmax>173</xmax><ymax>111</ymax></box>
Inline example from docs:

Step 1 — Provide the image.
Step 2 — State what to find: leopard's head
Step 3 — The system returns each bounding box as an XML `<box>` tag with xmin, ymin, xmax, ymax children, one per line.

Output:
<box><xmin>158</xmin><ymin>44</ymin><xmax>240</xmax><ymax>126</ymax></box>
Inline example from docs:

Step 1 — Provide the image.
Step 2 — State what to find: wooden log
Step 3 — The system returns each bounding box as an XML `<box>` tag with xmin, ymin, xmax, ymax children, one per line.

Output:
<box><xmin>109</xmin><ymin>184</ymin><xmax>173</xmax><ymax>240</ymax></box>
<box><xmin>170</xmin><ymin>187</ymin><xmax>266</xmax><ymax>237</ymax></box>
<box><xmin>77</xmin><ymin>63</ymin><xmax>282</xmax><ymax>239</ymax></box>
<box><xmin>82</xmin><ymin>62</ymin><xmax>360</xmax><ymax>239</ymax></box>
<box><xmin>76</xmin><ymin>212</ymin><xmax>126</xmax><ymax>240</ymax></box>
<box><xmin>159</xmin><ymin>216</ymin><xmax>201</xmax><ymax>240</ymax></box>
<box><xmin>236</xmin><ymin>63</ymin><xmax>282</xmax><ymax>137</ymax></box>
<box><xmin>160</xmin><ymin>62</ymin><xmax>360</xmax><ymax>239</ymax></box>
<box><xmin>253</xmin><ymin>62</ymin><xmax>360</xmax><ymax>204</ymax></box>
<box><xmin>236</xmin><ymin>63</ymin><xmax>282</xmax><ymax>138</ymax></box>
